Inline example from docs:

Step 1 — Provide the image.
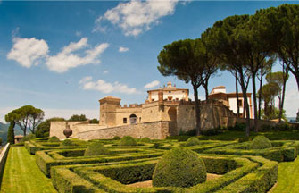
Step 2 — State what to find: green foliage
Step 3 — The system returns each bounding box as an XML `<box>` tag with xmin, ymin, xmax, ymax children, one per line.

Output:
<box><xmin>61</xmin><ymin>139</ymin><xmax>72</xmax><ymax>147</ymax></box>
<box><xmin>48</xmin><ymin>136</ymin><xmax>60</xmax><ymax>142</ymax></box>
<box><xmin>119</xmin><ymin>136</ymin><xmax>137</xmax><ymax>146</ymax></box>
<box><xmin>185</xmin><ymin>137</ymin><xmax>201</xmax><ymax>147</ymax></box>
<box><xmin>139</xmin><ymin>137</ymin><xmax>151</xmax><ymax>143</ymax></box>
<box><xmin>296</xmin><ymin>110</ymin><xmax>299</xmax><ymax>122</ymax></box>
<box><xmin>153</xmin><ymin>142</ymin><xmax>162</xmax><ymax>149</ymax></box>
<box><xmin>7</xmin><ymin>122</ymin><xmax>15</xmax><ymax>144</ymax></box>
<box><xmin>179</xmin><ymin>129</ymin><xmax>196</xmax><ymax>136</ymax></box>
<box><xmin>89</xmin><ymin>118</ymin><xmax>99</xmax><ymax>124</ymax></box>
<box><xmin>112</xmin><ymin>136</ymin><xmax>120</xmax><ymax>140</ymax></box>
<box><xmin>69</xmin><ymin>114</ymin><xmax>87</xmax><ymax>122</ymax></box>
<box><xmin>84</xmin><ymin>142</ymin><xmax>110</xmax><ymax>156</ymax></box>
<box><xmin>229</xmin><ymin>122</ymin><xmax>246</xmax><ymax>131</ymax></box>
<box><xmin>5</xmin><ymin>105</ymin><xmax>44</xmax><ymax>135</ymax></box>
<box><xmin>201</xmin><ymin>129</ymin><xmax>221</xmax><ymax>136</ymax></box>
<box><xmin>20</xmin><ymin>133</ymin><xmax>36</xmax><ymax>142</ymax></box>
<box><xmin>153</xmin><ymin>147</ymin><xmax>206</xmax><ymax>188</ymax></box>
<box><xmin>251</xmin><ymin>136</ymin><xmax>272</xmax><ymax>149</ymax></box>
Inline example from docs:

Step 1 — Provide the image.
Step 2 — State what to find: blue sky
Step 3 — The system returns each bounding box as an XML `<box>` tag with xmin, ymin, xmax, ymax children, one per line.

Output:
<box><xmin>0</xmin><ymin>0</ymin><xmax>298</xmax><ymax>121</ymax></box>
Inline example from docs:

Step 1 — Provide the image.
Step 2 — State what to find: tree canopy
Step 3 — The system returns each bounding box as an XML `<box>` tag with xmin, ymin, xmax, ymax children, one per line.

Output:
<box><xmin>5</xmin><ymin>105</ymin><xmax>44</xmax><ymax>136</ymax></box>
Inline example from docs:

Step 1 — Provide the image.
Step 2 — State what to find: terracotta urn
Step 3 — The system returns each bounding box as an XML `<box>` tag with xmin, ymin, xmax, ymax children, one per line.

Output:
<box><xmin>63</xmin><ymin>123</ymin><xmax>72</xmax><ymax>138</ymax></box>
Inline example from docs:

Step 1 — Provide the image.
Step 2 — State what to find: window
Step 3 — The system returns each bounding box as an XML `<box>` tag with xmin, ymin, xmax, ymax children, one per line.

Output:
<box><xmin>139</xmin><ymin>117</ymin><xmax>141</xmax><ymax>122</ymax></box>
<box><xmin>168</xmin><ymin>96</ymin><xmax>173</xmax><ymax>101</ymax></box>
<box><xmin>123</xmin><ymin>118</ymin><xmax>127</xmax><ymax>123</ymax></box>
<box><xmin>182</xmin><ymin>91</ymin><xmax>185</xmax><ymax>93</ymax></box>
<box><xmin>169</xmin><ymin>91</ymin><xmax>171</xmax><ymax>93</ymax></box>
<box><xmin>237</xmin><ymin>99</ymin><xmax>243</xmax><ymax>107</ymax></box>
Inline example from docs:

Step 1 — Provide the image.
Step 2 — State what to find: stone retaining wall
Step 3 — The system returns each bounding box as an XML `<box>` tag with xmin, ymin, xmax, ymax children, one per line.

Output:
<box><xmin>0</xmin><ymin>143</ymin><xmax>10</xmax><ymax>188</ymax></box>
<box><xmin>77</xmin><ymin>121</ymin><xmax>171</xmax><ymax>140</ymax></box>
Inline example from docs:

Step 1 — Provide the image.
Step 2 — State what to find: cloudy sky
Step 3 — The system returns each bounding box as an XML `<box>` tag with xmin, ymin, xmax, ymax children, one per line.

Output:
<box><xmin>0</xmin><ymin>0</ymin><xmax>298</xmax><ymax>122</ymax></box>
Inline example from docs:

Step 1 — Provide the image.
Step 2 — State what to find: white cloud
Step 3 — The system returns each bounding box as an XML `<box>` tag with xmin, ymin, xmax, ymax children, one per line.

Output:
<box><xmin>79</xmin><ymin>76</ymin><xmax>140</xmax><ymax>95</ymax></box>
<box><xmin>46</xmin><ymin>38</ymin><xmax>109</xmax><ymax>73</ymax></box>
<box><xmin>119</xmin><ymin>46</ymin><xmax>129</xmax><ymax>53</ymax></box>
<box><xmin>103</xmin><ymin>70</ymin><xmax>109</xmax><ymax>74</ymax></box>
<box><xmin>94</xmin><ymin>0</ymin><xmax>179</xmax><ymax>37</ymax></box>
<box><xmin>144</xmin><ymin>80</ymin><xmax>160</xmax><ymax>89</ymax></box>
<box><xmin>7</xmin><ymin>37</ymin><xmax>48</xmax><ymax>68</ymax></box>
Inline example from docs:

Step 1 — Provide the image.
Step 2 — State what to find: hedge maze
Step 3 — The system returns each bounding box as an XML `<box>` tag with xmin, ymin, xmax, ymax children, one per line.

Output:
<box><xmin>24</xmin><ymin>137</ymin><xmax>299</xmax><ymax>192</ymax></box>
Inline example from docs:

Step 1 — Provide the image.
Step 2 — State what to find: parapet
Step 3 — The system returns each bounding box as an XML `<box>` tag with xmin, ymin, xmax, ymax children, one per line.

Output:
<box><xmin>99</xmin><ymin>96</ymin><xmax>121</xmax><ymax>105</ymax></box>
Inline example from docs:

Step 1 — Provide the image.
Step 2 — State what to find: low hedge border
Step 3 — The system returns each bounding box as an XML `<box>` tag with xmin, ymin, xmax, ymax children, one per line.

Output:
<box><xmin>50</xmin><ymin>154</ymin><xmax>277</xmax><ymax>193</ymax></box>
<box><xmin>36</xmin><ymin>149</ymin><xmax>164</xmax><ymax>177</ymax></box>
<box><xmin>203</xmin><ymin>140</ymin><xmax>299</xmax><ymax>162</ymax></box>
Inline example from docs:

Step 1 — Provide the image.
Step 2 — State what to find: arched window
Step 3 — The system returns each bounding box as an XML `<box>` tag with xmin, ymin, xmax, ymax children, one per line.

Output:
<box><xmin>129</xmin><ymin>114</ymin><xmax>137</xmax><ymax>124</ymax></box>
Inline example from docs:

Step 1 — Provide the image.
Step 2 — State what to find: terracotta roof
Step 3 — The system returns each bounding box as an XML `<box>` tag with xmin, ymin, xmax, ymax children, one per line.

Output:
<box><xmin>14</xmin><ymin>135</ymin><xmax>23</xmax><ymax>138</ymax></box>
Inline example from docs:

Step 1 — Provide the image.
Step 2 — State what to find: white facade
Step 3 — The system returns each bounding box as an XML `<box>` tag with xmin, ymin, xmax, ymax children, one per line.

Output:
<box><xmin>147</xmin><ymin>81</ymin><xmax>188</xmax><ymax>102</ymax></box>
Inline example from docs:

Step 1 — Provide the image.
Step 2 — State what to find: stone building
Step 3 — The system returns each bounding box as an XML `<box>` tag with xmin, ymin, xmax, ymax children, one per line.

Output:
<box><xmin>209</xmin><ymin>86</ymin><xmax>253</xmax><ymax>118</ymax></box>
<box><xmin>50</xmin><ymin>82</ymin><xmax>243</xmax><ymax>140</ymax></box>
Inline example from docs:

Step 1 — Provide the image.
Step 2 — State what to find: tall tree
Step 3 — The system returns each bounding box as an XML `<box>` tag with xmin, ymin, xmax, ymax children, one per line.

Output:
<box><xmin>257</xmin><ymin>57</ymin><xmax>274</xmax><ymax>120</ymax></box>
<box><xmin>157</xmin><ymin>38</ymin><xmax>212</xmax><ymax>135</ymax></box>
<box><xmin>259</xmin><ymin>5</ymin><xmax>299</xmax><ymax>90</ymax></box>
<box><xmin>204</xmin><ymin>15</ymin><xmax>252</xmax><ymax>137</ymax></box>
<box><xmin>7</xmin><ymin>122</ymin><xmax>15</xmax><ymax>144</ymax></box>
<box><xmin>5</xmin><ymin>105</ymin><xmax>44</xmax><ymax>136</ymax></box>
<box><xmin>69</xmin><ymin>114</ymin><xmax>88</xmax><ymax>122</ymax></box>
<box><xmin>258</xmin><ymin>82</ymin><xmax>280</xmax><ymax>120</ymax></box>
<box><xmin>266</xmin><ymin>71</ymin><xmax>289</xmax><ymax>122</ymax></box>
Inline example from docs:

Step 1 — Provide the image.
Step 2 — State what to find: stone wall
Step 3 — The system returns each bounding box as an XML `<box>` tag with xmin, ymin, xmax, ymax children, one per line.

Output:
<box><xmin>50</xmin><ymin>122</ymin><xmax>108</xmax><ymax>139</ymax></box>
<box><xmin>76</xmin><ymin>121</ymin><xmax>170</xmax><ymax>140</ymax></box>
<box><xmin>0</xmin><ymin>143</ymin><xmax>10</xmax><ymax>188</ymax></box>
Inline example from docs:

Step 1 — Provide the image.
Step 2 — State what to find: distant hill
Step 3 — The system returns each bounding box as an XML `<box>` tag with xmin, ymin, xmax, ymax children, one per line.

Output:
<box><xmin>0</xmin><ymin>122</ymin><xmax>23</xmax><ymax>144</ymax></box>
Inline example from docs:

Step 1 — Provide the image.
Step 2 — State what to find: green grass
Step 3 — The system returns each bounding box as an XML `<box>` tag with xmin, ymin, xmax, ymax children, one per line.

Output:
<box><xmin>270</xmin><ymin>157</ymin><xmax>299</xmax><ymax>193</ymax></box>
<box><xmin>1</xmin><ymin>147</ymin><xmax>57</xmax><ymax>193</ymax></box>
<box><xmin>198</xmin><ymin>130</ymin><xmax>299</xmax><ymax>141</ymax></box>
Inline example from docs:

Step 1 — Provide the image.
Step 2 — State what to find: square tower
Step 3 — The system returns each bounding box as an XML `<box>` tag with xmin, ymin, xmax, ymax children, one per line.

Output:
<box><xmin>99</xmin><ymin>96</ymin><xmax>121</xmax><ymax>126</ymax></box>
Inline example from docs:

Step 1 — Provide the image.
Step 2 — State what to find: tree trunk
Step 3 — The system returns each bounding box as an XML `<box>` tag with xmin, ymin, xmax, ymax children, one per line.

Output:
<box><xmin>203</xmin><ymin>83</ymin><xmax>209</xmax><ymax>101</ymax></box>
<box><xmin>258</xmin><ymin>74</ymin><xmax>263</xmax><ymax>120</ymax></box>
<box><xmin>236</xmin><ymin>72</ymin><xmax>240</xmax><ymax>117</ymax></box>
<box><xmin>239</xmin><ymin>73</ymin><xmax>250</xmax><ymax>137</ymax></box>
<box><xmin>292</xmin><ymin>70</ymin><xmax>299</xmax><ymax>91</ymax></box>
<box><xmin>193</xmin><ymin>84</ymin><xmax>201</xmax><ymax>136</ymax></box>
<box><xmin>278</xmin><ymin>66</ymin><xmax>288</xmax><ymax>122</ymax></box>
<box><xmin>252</xmin><ymin>72</ymin><xmax>258</xmax><ymax>131</ymax></box>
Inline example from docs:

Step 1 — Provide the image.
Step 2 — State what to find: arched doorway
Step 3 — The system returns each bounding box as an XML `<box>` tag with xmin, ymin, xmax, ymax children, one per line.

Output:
<box><xmin>129</xmin><ymin>114</ymin><xmax>137</xmax><ymax>124</ymax></box>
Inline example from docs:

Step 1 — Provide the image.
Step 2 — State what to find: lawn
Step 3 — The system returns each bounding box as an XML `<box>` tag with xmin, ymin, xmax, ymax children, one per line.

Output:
<box><xmin>0</xmin><ymin>147</ymin><xmax>57</xmax><ymax>193</ymax></box>
<box><xmin>270</xmin><ymin>157</ymin><xmax>299</xmax><ymax>193</ymax></box>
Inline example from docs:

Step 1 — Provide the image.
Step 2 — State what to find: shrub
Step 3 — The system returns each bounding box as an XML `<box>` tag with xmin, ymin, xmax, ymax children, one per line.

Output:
<box><xmin>251</xmin><ymin>136</ymin><xmax>272</xmax><ymax>149</ymax></box>
<box><xmin>61</xmin><ymin>139</ymin><xmax>72</xmax><ymax>147</ymax></box>
<box><xmin>139</xmin><ymin>138</ymin><xmax>151</xmax><ymax>143</ymax></box>
<box><xmin>112</xmin><ymin>136</ymin><xmax>120</xmax><ymax>140</ymax></box>
<box><xmin>185</xmin><ymin>137</ymin><xmax>201</xmax><ymax>147</ymax></box>
<box><xmin>48</xmin><ymin>136</ymin><xmax>60</xmax><ymax>142</ymax></box>
<box><xmin>84</xmin><ymin>142</ymin><xmax>110</xmax><ymax>156</ymax></box>
<box><xmin>179</xmin><ymin>129</ymin><xmax>196</xmax><ymax>136</ymax></box>
<box><xmin>229</xmin><ymin>122</ymin><xmax>246</xmax><ymax>131</ymax></box>
<box><xmin>119</xmin><ymin>136</ymin><xmax>137</xmax><ymax>146</ymax></box>
<box><xmin>201</xmin><ymin>129</ymin><xmax>221</xmax><ymax>136</ymax></box>
<box><xmin>21</xmin><ymin>134</ymin><xmax>36</xmax><ymax>142</ymax></box>
<box><xmin>153</xmin><ymin>147</ymin><xmax>206</xmax><ymax>188</ymax></box>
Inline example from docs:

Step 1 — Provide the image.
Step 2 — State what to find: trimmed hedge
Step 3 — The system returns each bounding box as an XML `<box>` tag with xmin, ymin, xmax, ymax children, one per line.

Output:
<box><xmin>50</xmin><ymin>154</ymin><xmax>277</xmax><ymax>193</ymax></box>
<box><xmin>185</xmin><ymin>137</ymin><xmax>201</xmax><ymax>147</ymax></box>
<box><xmin>36</xmin><ymin>148</ymin><xmax>163</xmax><ymax>177</ymax></box>
<box><xmin>153</xmin><ymin>147</ymin><xmax>206</xmax><ymax>188</ymax></box>
<box><xmin>204</xmin><ymin>140</ymin><xmax>299</xmax><ymax>162</ymax></box>
<box><xmin>119</xmin><ymin>136</ymin><xmax>137</xmax><ymax>146</ymax></box>
<box><xmin>251</xmin><ymin>136</ymin><xmax>272</xmax><ymax>149</ymax></box>
<box><xmin>48</xmin><ymin>136</ymin><xmax>60</xmax><ymax>142</ymax></box>
<box><xmin>84</xmin><ymin>142</ymin><xmax>110</xmax><ymax>156</ymax></box>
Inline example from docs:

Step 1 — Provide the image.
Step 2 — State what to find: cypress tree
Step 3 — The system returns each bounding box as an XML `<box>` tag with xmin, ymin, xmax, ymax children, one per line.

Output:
<box><xmin>7</xmin><ymin>122</ymin><xmax>15</xmax><ymax>144</ymax></box>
